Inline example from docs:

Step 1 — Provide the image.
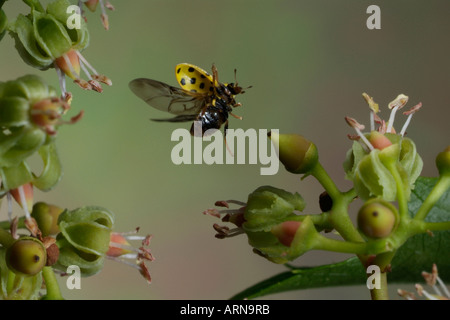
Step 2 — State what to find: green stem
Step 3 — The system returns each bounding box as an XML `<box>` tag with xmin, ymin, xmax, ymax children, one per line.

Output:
<box><xmin>6</xmin><ymin>270</ymin><xmax>15</xmax><ymax>294</ymax></box>
<box><xmin>405</xmin><ymin>218</ymin><xmax>450</xmax><ymax>235</ymax></box>
<box><xmin>288</xmin><ymin>212</ymin><xmax>333</xmax><ymax>230</ymax></box>
<box><xmin>310</xmin><ymin>162</ymin><xmax>342</xmax><ymax>200</ymax></box>
<box><xmin>310</xmin><ymin>163</ymin><xmax>364</xmax><ymax>242</ymax></box>
<box><xmin>41</xmin><ymin>267</ymin><xmax>64</xmax><ymax>300</ymax></box>
<box><xmin>0</xmin><ymin>227</ymin><xmax>14</xmax><ymax>247</ymax></box>
<box><xmin>386</xmin><ymin>162</ymin><xmax>408</xmax><ymax>219</ymax></box>
<box><xmin>372</xmin><ymin>250</ymin><xmax>396</xmax><ymax>272</ymax></box>
<box><xmin>314</xmin><ymin>235</ymin><xmax>370</xmax><ymax>255</ymax></box>
<box><xmin>370</xmin><ymin>271</ymin><xmax>389</xmax><ymax>300</ymax></box>
<box><xmin>423</xmin><ymin>221</ymin><xmax>450</xmax><ymax>232</ymax></box>
<box><xmin>414</xmin><ymin>175</ymin><xmax>450</xmax><ymax>221</ymax></box>
<box><xmin>331</xmin><ymin>197</ymin><xmax>365</xmax><ymax>243</ymax></box>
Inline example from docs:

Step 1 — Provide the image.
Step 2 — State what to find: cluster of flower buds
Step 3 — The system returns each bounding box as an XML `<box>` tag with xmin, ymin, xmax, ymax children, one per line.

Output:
<box><xmin>0</xmin><ymin>203</ymin><xmax>61</xmax><ymax>299</ymax></box>
<box><xmin>0</xmin><ymin>202</ymin><xmax>154</xmax><ymax>299</ymax></box>
<box><xmin>344</xmin><ymin>93</ymin><xmax>423</xmax><ymax>201</ymax></box>
<box><xmin>0</xmin><ymin>75</ymin><xmax>81</xmax><ymax>198</ymax></box>
<box><xmin>205</xmin><ymin>186</ymin><xmax>323</xmax><ymax>264</ymax></box>
<box><xmin>54</xmin><ymin>206</ymin><xmax>153</xmax><ymax>283</ymax></box>
<box><xmin>205</xmin><ymin>92</ymin><xmax>450</xmax><ymax>277</ymax></box>
<box><xmin>9</xmin><ymin>0</ymin><xmax>111</xmax><ymax>97</ymax></box>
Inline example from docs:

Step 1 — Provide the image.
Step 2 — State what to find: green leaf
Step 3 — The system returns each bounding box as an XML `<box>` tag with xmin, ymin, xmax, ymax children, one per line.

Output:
<box><xmin>231</xmin><ymin>176</ymin><xmax>450</xmax><ymax>300</ymax></box>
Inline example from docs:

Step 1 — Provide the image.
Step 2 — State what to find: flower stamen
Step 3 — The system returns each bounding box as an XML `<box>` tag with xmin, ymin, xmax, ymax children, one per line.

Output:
<box><xmin>76</xmin><ymin>51</ymin><xmax>112</xmax><ymax>86</ymax></box>
<box><xmin>345</xmin><ymin>116</ymin><xmax>374</xmax><ymax>151</ymax></box>
<box><xmin>213</xmin><ymin>223</ymin><xmax>245</xmax><ymax>239</ymax></box>
<box><xmin>386</xmin><ymin>94</ymin><xmax>408</xmax><ymax>133</ymax></box>
<box><xmin>362</xmin><ymin>93</ymin><xmax>379</xmax><ymax>131</ymax></box>
<box><xmin>400</xmin><ymin>102</ymin><xmax>422</xmax><ymax>137</ymax></box>
<box><xmin>106</xmin><ymin>229</ymin><xmax>154</xmax><ymax>284</ymax></box>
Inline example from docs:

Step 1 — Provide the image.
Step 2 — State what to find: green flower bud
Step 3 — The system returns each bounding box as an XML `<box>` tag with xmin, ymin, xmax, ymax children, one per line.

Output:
<box><xmin>10</xmin><ymin>0</ymin><xmax>89</xmax><ymax>70</ymax></box>
<box><xmin>0</xmin><ymin>140</ymin><xmax>62</xmax><ymax>196</ymax></box>
<box><xmin>248</xmin><ymin>216</ymin><xmax>319</xmax><ymax>264</ymax></box>
<box><xmin>31</xmin><ymin>202</ymin><xmax>64</xmax><ymax>236</ymax></box>
<box><xmin>271</xmin><ymin>221</ymin><xmax>301</xmax><ymax>247</ymax></box>
<box><xmin>436</xmin><ymin>146</ymin><xmax>450</xmax><ymax>176</ymax></box>
<box><xmin>243</xmin><ymin>186</ymin><xmax>305</xmax><ymax>232</ymax></box>
<box><xmin>344</xmin><ymin>134</ymin><xmax>423</xmax><ymax>201</ymax></box>
<box><xmin>357</xmin><ymin>200</ymin><xmax>397</xmax><ymax>239</ymax></box>
<box><xmin>0</xmin><ymin>75</ymin><xmax>57</xmax><ymax>166</ymax></box>
<box><xmin>54</xmin><ymin>206</ymin><xmax>114</xmax><ymax>276</ymax></box>
<box><xmin>55</xmin><ymin>236</ymin><xmax>106</xmax><ymax>276</ymax></box>
<box><xmin>368</xmin><ymin>131</ymin><xmax>392</xmax><ymax>150</ymax></box>
<box><xmin>0</xmin><ymin>247</ymin><xmax>43</xmax><ymax>300</ymax></box>
<box><xmin>0</xmin><ymin>75</ymin><xmax>77</xmax><ymax>194</ymax></box>
<box><xmin>6</xmin><ymin>237</ymin><xmax>47</xmax><ymax>276</ymax></box>
<box><xmin>0</xmin><ymin>9</ymin><xmax>7</xmax><ymax>42</ymax></box>
<box><xmin>269</xmin><ymin>131</ymin><xmax>319</xmax><ymax>174</ymax></box>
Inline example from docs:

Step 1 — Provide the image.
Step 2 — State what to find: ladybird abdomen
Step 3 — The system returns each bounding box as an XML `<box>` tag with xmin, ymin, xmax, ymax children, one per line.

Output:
<box><xmin>190</xmin><ymin>108</ymin><xmax>228</xmax><ymax>136</ymax></box>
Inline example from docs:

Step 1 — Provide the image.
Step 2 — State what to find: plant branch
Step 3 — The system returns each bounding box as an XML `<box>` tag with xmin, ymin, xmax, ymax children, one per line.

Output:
<box><xmin>41</xmin><ymin>267</ymin><xmax>64</xmax><ymax>300</ymax></box>
<box><xmin>414</xmin><ymin>175</ymin><xmax>450</xmax><ymax>221</ymax></box>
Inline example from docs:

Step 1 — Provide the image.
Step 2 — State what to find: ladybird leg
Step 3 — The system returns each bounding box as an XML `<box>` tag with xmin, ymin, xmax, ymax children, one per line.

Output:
<box><xmin>230</xmin><ymin>112</ymin><xmax>243</xmax><ymax>120</ymax></box>
<box><xmin>223</xmin><ymin>120</ymin><xmax>234</xmax><ymax>157</ymax></box>
<box><xmin>212</xmin><ymin>64</ymin><xmax>220</xmax><ymax>87</ymax></box>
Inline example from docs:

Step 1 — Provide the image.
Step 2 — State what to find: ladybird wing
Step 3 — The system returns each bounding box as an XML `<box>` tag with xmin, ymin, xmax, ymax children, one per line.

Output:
<box><xmin>151</xmin><ymin>114</ymin><xmax>199</xmax><ymax>123</ymax></box>
<box><xmin>129</xmin><ymin>78</ymin><xmax>204</xmax><ymax>115</ymax></box>
<box><xmin>175</xmin><ymin>63</ymin><xmax>215</xmax><ymax>95</ymax></box>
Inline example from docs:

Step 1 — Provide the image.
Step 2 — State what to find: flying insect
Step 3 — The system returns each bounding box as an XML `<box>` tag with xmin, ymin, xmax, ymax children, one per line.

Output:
<box><xmin>129</xmin><ymin>63</ymin><xmax>248</xmax><ymax>136</ymax></box>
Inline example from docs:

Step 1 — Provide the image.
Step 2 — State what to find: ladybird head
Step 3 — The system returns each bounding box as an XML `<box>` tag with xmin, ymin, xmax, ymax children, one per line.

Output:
<box><xmin>229</xmin><ymin>68</ymin><xmax>252</xmax><ymax>95</ymax></box>
<box><xmin>227</xmin><ymin>83</ymin><xmax>244</xmax><ymax>95</ymax></box>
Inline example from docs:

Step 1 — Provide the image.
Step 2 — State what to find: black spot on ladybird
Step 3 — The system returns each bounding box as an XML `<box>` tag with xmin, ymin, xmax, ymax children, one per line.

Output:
<box><xmin>209</xmin><ymin>87</ymin><xmax>214</xmax><ymax>92</ymax></box>
<box><xmin>180</xmin><ymin>78</ymin><xmax>186</xmax><ymax>86</ymax></box>
<box><xmin>190</xmin><ymin>77</ymin><xmax>196</xmax><ymax>84</ymax></box>
<box><xmin>177</xmin><ymin>68</ymin><xmax>181</xmax><ymax>74</ymax></box>
<box><xmin>188</xmin><ymin>67</ymin><xmax>195</xmax><ymax>72</ymax></box>
<box><xmin>199</xmin><ymin>82</ymin><xmax>205</xmax><ymax>89</ymax></box>
<box><xmin>201</xmin><ymin>74</ymin><xmax>206</xmax><ymax>79</ymax></box>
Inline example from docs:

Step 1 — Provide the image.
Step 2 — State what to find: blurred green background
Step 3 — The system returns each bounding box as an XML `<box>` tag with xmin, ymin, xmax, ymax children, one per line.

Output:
<box><xmin>1</xmin><ymin>0</ymin><xmax>449</xmax><ymax>299</ymax></box>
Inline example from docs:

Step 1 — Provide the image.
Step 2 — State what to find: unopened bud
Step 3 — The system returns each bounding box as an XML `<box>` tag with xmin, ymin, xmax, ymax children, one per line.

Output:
<box><xmin>6</xmin><ymin>237</ymin><xmax>47</xmax><ymax>276</ymax></box>
<box><xmin>31</xmin><ymin>202</ymin><xmax>64</xmax><ymax>236</ymax></box>
<box><xmin>271</xmin><ymin>221</ymin><xmax>301</xmax><ymax>247</ymax></box>
<box><xmin>368</xmin><ymin>131</ymin><xmax>392</xmax><ymax>150</ymax></box>
<box><xmin>357</xmin><ymin>201</ymin><xmax>397</xmax><ymax>238</ymax></box>
<box><xmin>436</xmin><ymin>146</ymin><xmax>450</xmax><ymax>176</ymax></box>
<box><xmin>269</xmin><ymin>131</ymin><xmax>319</xmax><ymax>174</ymax></box>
